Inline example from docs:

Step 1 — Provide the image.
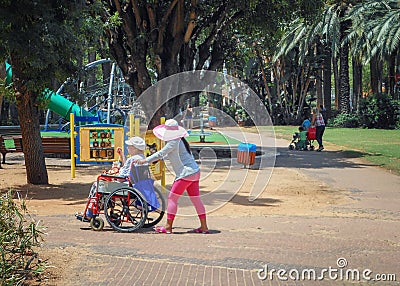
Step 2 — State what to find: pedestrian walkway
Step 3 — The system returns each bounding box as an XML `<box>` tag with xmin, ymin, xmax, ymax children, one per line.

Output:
<box><xmin>38</xmin><ymin>127</ymin><xmax>400</xmax><ymax>285</ymax></box>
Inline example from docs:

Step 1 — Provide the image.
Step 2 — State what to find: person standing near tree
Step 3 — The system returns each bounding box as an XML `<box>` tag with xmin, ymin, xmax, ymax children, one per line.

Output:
<box><xmin>311</xmin><ymin>107</ymin><xmax>325</xmax><ymax>152</ymax></box>
<box><xmin>183</xmin><ymin>104</ymin><xmax>193</xmax><ymax>130</ymax></box>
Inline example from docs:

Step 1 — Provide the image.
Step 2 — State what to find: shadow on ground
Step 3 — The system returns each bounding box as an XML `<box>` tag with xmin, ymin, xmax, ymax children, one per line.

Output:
<box><xmin>265</xmin><ymin>147</ymin><xmax>378</xmax><ymax>170</ymax></box>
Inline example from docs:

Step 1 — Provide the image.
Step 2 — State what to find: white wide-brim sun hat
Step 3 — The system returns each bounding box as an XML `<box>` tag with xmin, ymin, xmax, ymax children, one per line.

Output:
<box><xmin>125</xmin><ymin>136</ymin><xmax>146</xmax><ymax>150</ymax></box>
<box><xmin>153</xmin><ymin>119</ymin><xmax>188</xmax><ymax>141</ymax></box>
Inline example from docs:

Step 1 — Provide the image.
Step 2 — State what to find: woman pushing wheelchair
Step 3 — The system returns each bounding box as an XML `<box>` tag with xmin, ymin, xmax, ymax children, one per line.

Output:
<box><xmin>135</xmin><ymin>119</ymin><xmax>209</xmax><ymax>234</ymax></box>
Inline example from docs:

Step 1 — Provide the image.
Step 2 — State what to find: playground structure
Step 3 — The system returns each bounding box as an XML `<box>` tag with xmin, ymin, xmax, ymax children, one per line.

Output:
<box><xmin>4</xmin><ymin>59</ymin><xmax>136</xmax><ymax>130</ymax></box>
<box><xmin>42</xmin><ymin>59</ymin><xmax>136</xmax><ymax>130</ymax></box>
<box><xmin>3</xmin><ymin>61</ymin><xmax>164</xmax><ymax>173</ymax></box>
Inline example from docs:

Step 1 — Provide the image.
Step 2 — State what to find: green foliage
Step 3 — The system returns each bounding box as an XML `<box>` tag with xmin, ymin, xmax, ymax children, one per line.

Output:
<box><xmin>328</xmin><ymin>94</ymin><xmax>400</xmax><ymax>129</ymax></box>
<box><xmin>358</xmin><ymin>93</ymin><xmax>399</xmax><ymax>129</ymax></box>
<box><xmin>330</xmin><ymin>113</ymin><xmax>360</xmax><ymax>128</ymax></box>
<box><xmin>105</xmin><ymin>11</ymin><xmax>123</xmax><ymax>29</ymax></box>
<box><xmin>0</xmin><ymin>0</ymin><xmax>102</xmax><ymax>93</ymax></box>
<box><xmin>0</xmin><ymin>190</ymin><xmax>46</xmax><ymax>285</ymax></box>
<box><xmin>0</xmin><ymin>77</ymin><xmax>13</xmax><ymax>101</ymax></box>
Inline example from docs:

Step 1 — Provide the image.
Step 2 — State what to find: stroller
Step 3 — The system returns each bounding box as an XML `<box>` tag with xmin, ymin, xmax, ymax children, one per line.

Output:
<box><xmin>288</xmin><ymin>127</ymin><xmax>316</xmax><ymax>151</ymax></box>
<box><xmin>76</xmin><ymin>163</ymin><xmax>166</xmax><ymax>232</ymax></box>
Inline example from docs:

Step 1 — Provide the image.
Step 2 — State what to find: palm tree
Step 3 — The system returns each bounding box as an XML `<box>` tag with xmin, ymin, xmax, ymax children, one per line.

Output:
<box><xmin>347</xmin><ymin>0</ymin><xmax>400</xmax><ymax>99</ymax></box>
<box><xmin>274</xmin><ymin>2</ymin><xmax>354</xmax><ymax>117</ymax></box>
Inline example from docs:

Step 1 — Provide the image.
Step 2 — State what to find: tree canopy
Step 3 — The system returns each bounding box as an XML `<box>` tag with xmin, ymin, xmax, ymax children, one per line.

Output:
<box><xmin>0</xmin><ymin>0</ymin><xmax>101</xmax><ymax>184</ymax></box>
<box><xmin>98</xmin><ymin>0</ymin><xmax>324</xmax><ymax>121</ymax></box>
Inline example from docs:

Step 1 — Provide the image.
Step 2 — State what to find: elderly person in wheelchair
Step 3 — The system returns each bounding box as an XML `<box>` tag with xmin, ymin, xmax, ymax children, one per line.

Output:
<box><xmin>75</xmin><ymin>136</ymin><xmax>165</xmax><ymax>232</ymax></box>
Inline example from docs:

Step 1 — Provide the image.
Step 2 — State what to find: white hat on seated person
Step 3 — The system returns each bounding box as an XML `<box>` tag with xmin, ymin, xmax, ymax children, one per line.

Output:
<box><xmin>153</xmin><ymin>119</ymin><xmax>188</xmax><ymax>141</ymax></box>
<box><xmin>125</xmin><ymin>136</ymin><xmax>146</xmax><ymax>150</ymax></box>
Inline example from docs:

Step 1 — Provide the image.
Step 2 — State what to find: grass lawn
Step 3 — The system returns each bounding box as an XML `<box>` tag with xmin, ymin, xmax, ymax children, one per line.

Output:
<box><xmin>187</xmin><ymin>131</ymin><xmax>241</xmax><ymax>145</ymax></box>
<box><xmin>273</xmin><ymin>126</ymin><xmax>400</xmax><ymax>174</ymax></box>
<box><xmin>41</xmin><ymin>131</ymin><xmax>70</xmax><ymax>137</ymax></box>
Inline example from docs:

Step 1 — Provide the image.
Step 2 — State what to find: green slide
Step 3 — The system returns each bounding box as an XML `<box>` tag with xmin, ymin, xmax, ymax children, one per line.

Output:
<box><xmin>41</xmin><ymin>88</ymin><xmax>95</xmax><ymax>120</ymax></box>
<box><xmin>5</xmin><ymin>61</ymin><xmax>12</xmax><ymax>86</ymax></box>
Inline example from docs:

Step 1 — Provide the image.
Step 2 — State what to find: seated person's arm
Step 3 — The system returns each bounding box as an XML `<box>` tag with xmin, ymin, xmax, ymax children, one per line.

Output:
<box><xmin>118</xmin><ymin>156</ymin><xmax>135</xmax><ymax>177</ymax></box>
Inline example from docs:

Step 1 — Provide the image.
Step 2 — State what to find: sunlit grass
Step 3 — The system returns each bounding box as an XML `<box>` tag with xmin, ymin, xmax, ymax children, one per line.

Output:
<box><xmin>273</xmin><ymin>126</ymin><xmax>400</xmax><ymax>174</ymax></box>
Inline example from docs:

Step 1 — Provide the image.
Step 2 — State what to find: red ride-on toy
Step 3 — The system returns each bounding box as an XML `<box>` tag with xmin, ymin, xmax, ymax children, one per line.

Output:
<box><xmin>76</xmin><ymin>164</ymin><xmax>166</xmax><ymax>232</ymax></box>
<box><xmin>307</xmin><ymin>127</ymin><xmax>316</xmax><ymax>151</ymax></box>
<box><xmin>289</xmin><ymin>127</ymin><xmax>316</xmax><ymax>151</ymax></box>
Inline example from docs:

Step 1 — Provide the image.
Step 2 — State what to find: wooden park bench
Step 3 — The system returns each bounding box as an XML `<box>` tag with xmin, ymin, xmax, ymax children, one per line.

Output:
<box><xmin>0</xmin><ymin>135</ymin><xmax>23</xmax><ymax>164</ymax></box>
<box><xmin>0</xmin><ymin>135</ymin><xmax>71</xmax><ymax>163</ymax></box>
<box><xmin>41</xmin><ymin>137</ymin><xmax>71</xmax><ymax>158</ymax></box>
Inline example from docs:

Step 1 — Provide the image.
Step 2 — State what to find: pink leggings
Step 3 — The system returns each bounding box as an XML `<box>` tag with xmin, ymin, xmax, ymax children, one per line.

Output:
<box><xmin>167</xmin><ymin>173</ymin><xmax>206</xmax><ymax>221</ymax></box>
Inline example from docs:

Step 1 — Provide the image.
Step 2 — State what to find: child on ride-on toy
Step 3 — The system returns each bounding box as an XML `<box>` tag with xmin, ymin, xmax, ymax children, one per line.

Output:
<box><xmin>297</xmin><ymin>126</ymin><xmax>308</xmax><ymax>150</ymax></box>
<box><xmin>289</xmin><ymin>126</ymin><xmax>308</xmax><ymax>151</ymax></box>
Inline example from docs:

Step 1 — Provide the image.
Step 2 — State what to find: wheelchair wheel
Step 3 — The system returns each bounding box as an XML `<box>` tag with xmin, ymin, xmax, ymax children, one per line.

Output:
<box><xmin>90</xmin><ymin>216</ymin><xmax>104</xmax><ymax>231</ymax></box>
<box><xmin>104</xmin><ymin>187</ymin><xmax>148</xmax><ymax>232</ymax></box>
<box><xmin>143</xmin><ymin>187</ymin><xmax>166</xmax><ymax>228</ymax></box>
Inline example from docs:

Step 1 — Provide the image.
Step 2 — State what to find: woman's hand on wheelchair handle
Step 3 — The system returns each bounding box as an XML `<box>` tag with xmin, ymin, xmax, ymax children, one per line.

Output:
<box><xmin>135</xmin><ymin>159</ymin><xmax>147</xmax><ymax>165</ymax></box>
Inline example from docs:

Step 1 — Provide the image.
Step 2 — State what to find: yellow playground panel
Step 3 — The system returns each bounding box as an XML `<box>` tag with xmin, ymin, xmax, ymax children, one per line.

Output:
<box><xmin>79</xmin><ymin>126</ymin><xmax>125</xmax><ymax>162</ymax></box>
<box><xmin>144</xmin><ymin>130</ymin><xmax>163</xmax><ymax>180</ymax></box>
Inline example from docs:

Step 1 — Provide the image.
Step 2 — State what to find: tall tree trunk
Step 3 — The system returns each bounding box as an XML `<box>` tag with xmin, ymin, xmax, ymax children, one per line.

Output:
<box><xmin>370</xmin><ymin>54</ymin><xmax>380</xmax><ymax>95</ymax></box>
<box><xmin>0</xmin><ymin>63</ymin><xmax>4</xmax><ymax>121</ymax></box>
<box><xmin>387</xmin><ymin>53</ymin><xmax>395</xmax><ymax>97</ymax></box>
<box><xmin>323</xmin><ymin>46</ymin><xmax>332</xmax><ymax>120</ymax></box>
<box><xmin>10</xmin><ymin>102</ymin><xmax>19</xmax><ymax>124</ymax></box>
<box><xmin>339</xmin><ymin>41</ymin><xmax>350</xmax><ymax>114</ymax></box>
<box><xmin>14</xmin><ymin>84</ymin><xmax>48</xmax><ymax>184</ymax></box>
<box><xmin>333</xmin><ymin>56</ymin><xmax>339</xmax><ymax>111</ymax></box>
<box><xmin>352</xmin><ymin>57</ymin><xmax>362</xmax><ymax>112</ymax></box>
<box><xmin>1</xmin><ymin>99</ymin><xmax>9</xmax><ymax>124</ymax></box>
<box><xmin>258</xmin><ymin>54</ymin><xmax>272</xmax><ymax>114</ymax></box>
<box><xmin>316</xmin><ymin>43</ymin><xmax>323</xmax><ymax>108</ymax></box>
<box><xmin>396</xmin><ymin>50</ymin><xmax>400</xmax><ymax>100</ymax></box>
<box><xmin>338</xmin><ymin>7</ymin><xmax>351</xmax><ymax>115</ymax></box>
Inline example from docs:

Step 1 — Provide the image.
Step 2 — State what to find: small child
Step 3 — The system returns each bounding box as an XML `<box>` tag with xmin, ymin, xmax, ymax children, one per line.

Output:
<box><xmin>302</xmin><ymin>117</ymin><xmax>311</xmax><ymax>131</ymax></box>
<box><xmin>298</xmin><ymin>126</ymin><xmax>308</xmax><ymax>150</ymax></box>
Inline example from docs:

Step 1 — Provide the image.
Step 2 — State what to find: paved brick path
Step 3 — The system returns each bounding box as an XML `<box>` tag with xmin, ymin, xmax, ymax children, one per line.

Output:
<box><xmin>36</xmin><ymin>128</ymin><xmax>400</xmax><ymax>285</ymax></box>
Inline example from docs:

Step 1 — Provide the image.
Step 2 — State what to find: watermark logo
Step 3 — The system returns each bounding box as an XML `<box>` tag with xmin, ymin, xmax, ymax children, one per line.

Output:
<box><xmin>257</xmin><ymin>258</ymin><xmax>397</xmax><ymax>282</ymax></box>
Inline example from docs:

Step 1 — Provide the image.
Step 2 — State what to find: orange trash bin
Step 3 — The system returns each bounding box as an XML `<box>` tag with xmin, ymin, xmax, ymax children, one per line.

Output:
<box><xmin>237</xmin><ymin>143</ymin><xmax>256</xmax><ymax>167</ymax></box>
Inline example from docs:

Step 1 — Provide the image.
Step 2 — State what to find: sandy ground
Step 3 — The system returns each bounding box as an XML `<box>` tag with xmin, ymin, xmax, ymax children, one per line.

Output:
<box><xmin>1</xmin><ymin>154</ymin><xmax>348</xmax><ymax>217</ymax></box>
<box><xmin>1</xmin><ymin>150</ymin><xmax>351</xmax><ymax>284</ymax></box>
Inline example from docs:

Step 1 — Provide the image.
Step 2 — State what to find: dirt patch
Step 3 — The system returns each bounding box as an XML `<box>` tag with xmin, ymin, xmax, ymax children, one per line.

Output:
<box><xmin>0</xmin><ymin>153</ymin><xmax>350</xmax><ymax>284</ymax></box>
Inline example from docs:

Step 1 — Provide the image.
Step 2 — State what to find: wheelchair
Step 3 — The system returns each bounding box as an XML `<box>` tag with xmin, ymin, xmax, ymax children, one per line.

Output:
<box><xmin>77</xmin><ymin>163</ymin><xmax>166</xmax><ymax>232</ymax></box>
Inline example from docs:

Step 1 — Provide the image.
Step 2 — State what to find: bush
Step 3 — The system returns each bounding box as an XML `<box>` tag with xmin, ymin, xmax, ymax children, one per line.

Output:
<box><xmin>0</xmin><ymin>191</ymin><xmax>46</xmax><ymax>285</ymax></box>
<box><xmin>330</xmin><ymin>113</ymin><xmax>360</xmax><ymax>128</ymax></box>
<box><xmin>358</xmin><ymin>93</ymin><xmax>399</xmax><ymax>129</ymax></box>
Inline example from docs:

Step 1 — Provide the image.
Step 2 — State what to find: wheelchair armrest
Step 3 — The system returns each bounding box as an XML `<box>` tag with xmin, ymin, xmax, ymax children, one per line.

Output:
<box><xmin>101</xmin><ymin>174</ymin><xmax>126</xmax><ymax>179</ymax></box>
<box><xmin>99</xmin><ymin>174</ymin><xmax>127</xmax><ymax>180</ymax></box>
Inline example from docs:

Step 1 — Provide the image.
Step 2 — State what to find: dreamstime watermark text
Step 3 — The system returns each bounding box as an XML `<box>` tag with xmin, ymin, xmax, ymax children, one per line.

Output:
<box><xmin>257</xmin><ymin>258</ymin><xmax>397</xmax><ymax>282</ymax></box>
